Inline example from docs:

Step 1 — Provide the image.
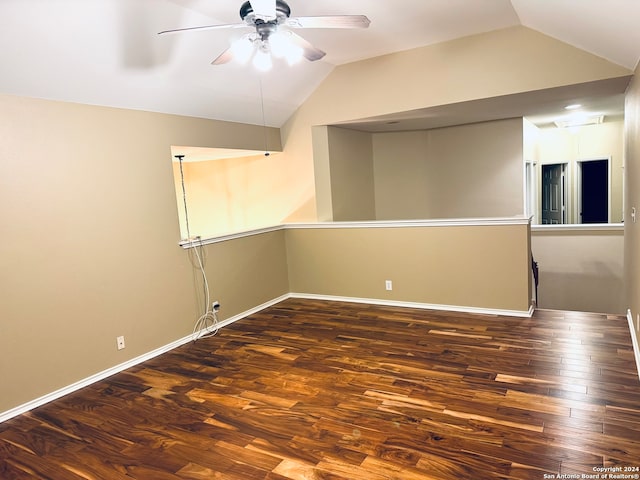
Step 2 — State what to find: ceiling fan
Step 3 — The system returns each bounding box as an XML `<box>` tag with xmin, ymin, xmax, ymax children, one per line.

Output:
<box><xmin>158</xmin><ymin>0</ymin><xmax>370</xmax><ymax>69</ymax></box>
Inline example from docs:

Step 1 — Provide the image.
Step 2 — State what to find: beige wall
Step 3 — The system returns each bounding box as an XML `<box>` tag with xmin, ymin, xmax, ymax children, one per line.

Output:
<box><xmin>319</xmin><ymin>118</ymin><xmax>525</xmax><ymax>222</ymax></box>
<box><xmin>0</xmin><ymin>94</ymin><xmax>290</xmax><ymax>414</ymax></box>
<box><xmin>197</xmin><ymin>231</ymin><xmax>290</xmax><ymax>316</ymax></box>
<box><xmin>315</xmin><ymin>117</ymin><xmax>527</xmax><ymax>222</ymax></box>
<box><xmin>286</xmin><ymin>222</ymin><xmax>532</xmax><ymax>313</ymax></box>
<box><xmin>311</xmin><ymin>126</ymin><xmax>333</xmax><ymax>221</ymax></box>
<box><xmin>373</xmin><ymin>119</ymin><xmax>524</xmax><ymax>220</ymax></box>
<box><xmin>373</xmin><ymin>131</ymin><xmax>431</xmax><ymax>219</ymax></box>
<box><xmin>523</xmin><ymin>119</ymin><xmax>540</xmax><ymax>222</ymax></box>
<box><xmin>523</xmin><ymin>118</ymin><xmax>540</xmax><ymax>162</ymax></box>
<box><xmin>534</xmin><ymin>121</ymin><xmax>624</xmax><ymax>223</ymax></box>
<box><xmin>326</xmin><ymin>126</ymin><xmax>376</xmax><ymax>221</ymax></box>
<box><xmin>531</xmin><ymin>227</ymin><xmax>625</xmax><ymax>313</ymax></box>
<box><xmin>625</xmin><ymin>64</ymin><xmax>640</xmax><ymax>341</ymax></box>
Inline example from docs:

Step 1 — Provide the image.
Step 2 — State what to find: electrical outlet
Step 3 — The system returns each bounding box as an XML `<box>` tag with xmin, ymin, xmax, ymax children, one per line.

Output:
<box><xmin>116</xmin><ymin>336</ymin><xmax>125</xmax><ymax>350</ymax></box>
<box><xmin>212</xmin><ymin>300</ymin><xmax>220</xmax><ymax>312</ymax></box>
<box><xmin>385</xmin><ymin>280</ymin><xmax>393</xmax><ymax>291</ymax></box>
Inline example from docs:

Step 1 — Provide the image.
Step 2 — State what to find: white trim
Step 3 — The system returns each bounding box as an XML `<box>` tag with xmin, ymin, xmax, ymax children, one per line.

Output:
<box><xmin>289</xmin><ymin>293</ymin><xmax>534</xmax><ymax>318</ymax></box>
<box><xmin>180</xmin><ymin>217</ymin><xmax>532</xmax><ymax>248</ymax></box>
<box><xmin>207</xmin><ymin>294</ymin><xmax>289</xmax><ymax>331</ymax></box>
<box><xmin>179</xmin><ymin>225</ymin><xmax>282</xmax><ymax>248</ymax></box>
<box><xmin>626</xmin><ymin>309</ymin><xmax>640</xmax><ymax>382</ymax></box>
<box><xmin>531</xmin><ymin>223</ymin><xmax>624</xmax><ymax>233</ymax></box>
<box><xmin>0</xmin><ymin>294</ymin><xmax>289</xmax><ymax>424</ymax></box>
<box><xmin>285</xmin><ymin>217</ymin><xmax>530</xmax><ymax>229</ymax></box>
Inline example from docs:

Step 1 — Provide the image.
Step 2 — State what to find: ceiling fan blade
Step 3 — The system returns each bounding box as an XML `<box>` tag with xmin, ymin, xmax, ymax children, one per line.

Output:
<box><xmin>158</xmin><ymin>23</ymin><xmax>245</xmax><ymax>35</ymax></box>
<box><xmin>286</xmin><ymin>15</ymin><xmax>371</xmax><ymax>29</ymax></box>
<box><xmin>288</xmin><ymin>32</ymin><xmax>326</xmax><ymax>62</ymax></box>
<box><xmin>249</xmin><ymin>0</ymin><xmax>276</xmax><ymax>19</ymax></box>
<box><xmin>211</xmin><ymin>47</ymin><xmax>235</xmax><ymax>65</ymax></box>
<box><xmin>211</xmin><ymin>34</ymin><xmax>256</xmax><ymax>65</ymax></box>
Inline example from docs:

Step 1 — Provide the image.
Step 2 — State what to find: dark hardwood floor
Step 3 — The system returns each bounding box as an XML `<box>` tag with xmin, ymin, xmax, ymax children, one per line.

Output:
<box><xmin>1</xmin><ymin>298</ymin><xmax>640</xmax><ymax>479</ymax></box>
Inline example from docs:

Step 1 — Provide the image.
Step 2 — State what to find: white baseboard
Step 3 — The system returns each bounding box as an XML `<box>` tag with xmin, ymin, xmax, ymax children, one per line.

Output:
<box><xmin>0</xmin><ymin>334</ymin><xmax>195</xmax><ymax>424</ymax></box>
<box><xmin>0</xmin><ymin>294</ymin><xmax>288</xmax><ymax>424</ymax></box>
<box><xmin>0</xmin><ymin>292</ymin><xmax>531</xmax><ymax>424</ymax></box>
<box><xmin>627</xmin><ymin>309</ymin><xmax>640</xmax><ymax>382</ymax></box>
<box><xmin>209</xmin><ymin>294</ymin><xmax>290</xmax><ymax>331</ymax></box>
<box><xmin>289</xmin><ymin>293</ymin><xmax>534</xmax><ymax>318</ymax></box>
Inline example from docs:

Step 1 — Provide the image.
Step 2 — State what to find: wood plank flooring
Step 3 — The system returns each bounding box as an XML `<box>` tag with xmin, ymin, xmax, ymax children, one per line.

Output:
<box><xmin>2</xmin><ymin>298</ymin><xmax>640</xmax><ymax>479</ymax></box>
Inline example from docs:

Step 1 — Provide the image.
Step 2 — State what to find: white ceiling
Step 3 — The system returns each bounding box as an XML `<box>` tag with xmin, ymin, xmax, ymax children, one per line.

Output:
<box><xmin>0</xmin><ymin>0</ymin><xmax>639</xmax><ymax>129</ymax></box>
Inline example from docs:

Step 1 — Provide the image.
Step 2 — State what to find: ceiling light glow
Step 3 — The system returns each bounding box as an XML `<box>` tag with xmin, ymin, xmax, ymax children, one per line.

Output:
<box><xmin>565</xmin><ymin>104</ymin><xmax>582</xmax><ymax>110</ymax></box>
<box><xmin>268</xmin><ymin>31</ymin><xmax>289</xmax><ymax>58</ymax></box>
<box><xmin>284</xmin><ymin>43</ymin><xmax>303</xmax><ymax>65</ymax></box>
<box><xmin>555</xmin><ymin>114</ymin><xmax>604</xmax><ymax>128</ymax></box>
<box><xmin>253</xmin><ymin>43</ymin><xmax>273</xmax><ymax>71</ymax></box>
<box><xmin>230</xmin><ymin>36</ymin><xmax>255</xmax><ymax>64</ymax></box>
<box><xmin>269</xmin><ymin>31</ymin><xmax>303</xmax><ymax>65</ymax></box>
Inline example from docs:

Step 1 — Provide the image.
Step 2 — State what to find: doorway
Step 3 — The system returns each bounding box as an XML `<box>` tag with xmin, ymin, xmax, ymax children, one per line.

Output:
<box><xmin>578</xmin><ymin>158</ymin><xmax>609</xmax><ymax>224</ymax></box>
<box><xmin>542</xmin><ymin>163</ymin><xmax>567</xmax><ymax>224</ymax></box>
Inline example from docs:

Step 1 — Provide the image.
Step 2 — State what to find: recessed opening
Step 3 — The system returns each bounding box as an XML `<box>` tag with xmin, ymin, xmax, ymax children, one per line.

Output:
<box><xmin>171</xmin><ymin>146</ymin><xmax>280</xmax><ymax>240</ymax></box>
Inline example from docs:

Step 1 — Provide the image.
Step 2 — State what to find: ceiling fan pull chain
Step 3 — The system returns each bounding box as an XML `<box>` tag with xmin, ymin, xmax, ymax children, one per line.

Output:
<box><xmin>259</xmin><ymin>78</ymin><xmax>270</xmax><ymax>156</ymax></box>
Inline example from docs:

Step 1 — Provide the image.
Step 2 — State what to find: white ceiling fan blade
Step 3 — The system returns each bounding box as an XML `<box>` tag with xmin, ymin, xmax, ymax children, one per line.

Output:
<box><xmin>249</xmin><ymin>0</ymin><xmax>276</xmax><ymax>19</ymax></box>
<box><xmin>212</xmin><ymin>34</ymin><xmax>256</xmax><ymax>65</ymax></box>
<box><xmin>158</xmin><ymin>23</ymin><xmax>246</xmax><ymax>35</ymax></box>
<box><xmin>286</xmin><ymin>15</ymin><xmax>371</xmax><ymax>29</ymax></box>
<box><xmin>211</xmin><ymin>46</ymin><xmax>235</xmax><ymax>65</ymax></box>
<box><xmin>288</xmin><ymin>32</ymin><xmax>326</xmax><ymax>62</ymax></box>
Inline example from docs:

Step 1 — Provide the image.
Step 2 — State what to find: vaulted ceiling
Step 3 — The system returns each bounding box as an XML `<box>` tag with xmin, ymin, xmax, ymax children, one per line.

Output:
<box><xmin>1</xmin><ymin>0</ymin><xmax>638</xmax><ymax>129</ymax></box>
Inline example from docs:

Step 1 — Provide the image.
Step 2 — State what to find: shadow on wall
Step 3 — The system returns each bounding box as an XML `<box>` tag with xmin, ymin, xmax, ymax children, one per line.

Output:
<box><xmin>537</xmin><ymin>266</ymin><xmax>624</xmax><ymax>314</ymax></box>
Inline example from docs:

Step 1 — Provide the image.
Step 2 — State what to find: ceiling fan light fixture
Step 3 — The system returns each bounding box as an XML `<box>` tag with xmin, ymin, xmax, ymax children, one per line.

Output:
<box><xmin>268</xmin><ymin>31</ymin><xmax>288</xmax><ymax>58</ymax></box>
<box><xmin>230</xmin><ymin>36</ymin><xmax>255</xmax><ymax>64</ymax></box>
<box><xmin>161</xmin><ymin>0</ymin><xmax>369</xmax><ymax>69</ymax></box>
<box><xmin>253</xmin><ymin>43</ymin><xmax>273</xmax><ymax>71</ymax></box>
<box><xmin>284</xmin><ymin>43</ymin><xmax>303</xmax><ymax>65</ymax></box>
<box><xmin>268</xmin><ymin>31</ymin><xmax>303</xmax><ymax>65</ymax></box>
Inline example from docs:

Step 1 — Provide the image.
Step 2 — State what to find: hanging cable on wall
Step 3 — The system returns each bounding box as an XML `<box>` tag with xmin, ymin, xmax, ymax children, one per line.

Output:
<box><xmin>175</xmin><ymin>154</ymin><xmax>220</xmax><ymax>341</ymax></box>
<box><xmin>176</xmin><ymin>155</ymin><xmax>193</xmax><ymax>241</ymax></box>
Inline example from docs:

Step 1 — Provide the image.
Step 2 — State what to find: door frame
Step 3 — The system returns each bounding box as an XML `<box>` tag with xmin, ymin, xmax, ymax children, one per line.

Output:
<box><xmin>540</xmin><ymin>161</ymin><xmax>570</xmax><ymax>224</ymax></box>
